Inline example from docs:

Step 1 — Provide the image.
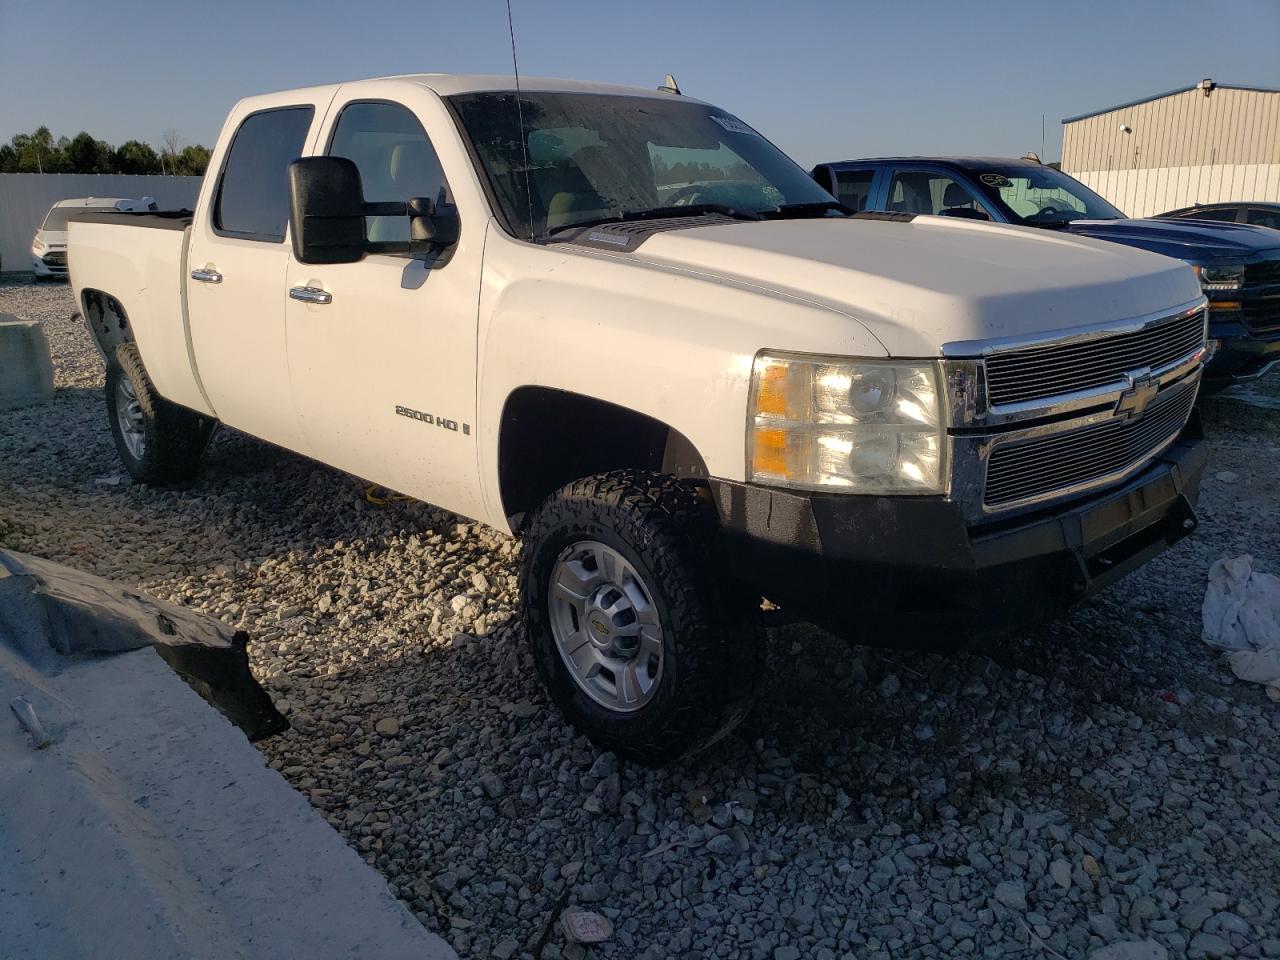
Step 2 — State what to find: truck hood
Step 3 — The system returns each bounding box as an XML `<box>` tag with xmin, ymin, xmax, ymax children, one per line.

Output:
<box><xmin>33</xmin><ymin>230</ymin><xmax>68</xmax><ymax>249</ymax></box>
<box><xmin>1063</xmin><ymin>218</ymin><xmax>1280</xmax><ymax>263</ymax></box>
<box><xmin>613</xmin><ymin>216</ymin><xmax>1202</xmax><ymax>356</ymax></box>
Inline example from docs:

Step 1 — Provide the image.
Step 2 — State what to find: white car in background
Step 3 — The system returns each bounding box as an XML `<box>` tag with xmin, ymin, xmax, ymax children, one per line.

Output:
<box><xmin>32</xmin><ymin>197</ymin><xmax>156</xmax><ymax>278</ymax></box>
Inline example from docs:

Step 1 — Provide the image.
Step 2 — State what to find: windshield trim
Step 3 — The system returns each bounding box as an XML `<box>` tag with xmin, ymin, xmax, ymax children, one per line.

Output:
<box><xmin>444</xmin><ymin>90</ymin><xmax>837</xmax><ymax>245</ymax></box>
<box><xmin>968</xmin><ymin>165</ymin><xmax>1126</xmax><ymax>226</ymax></box>
<box><xmin>441</xmin><ymin>93</ymin><xmax>526</xmax><ymax>240</ymax></box>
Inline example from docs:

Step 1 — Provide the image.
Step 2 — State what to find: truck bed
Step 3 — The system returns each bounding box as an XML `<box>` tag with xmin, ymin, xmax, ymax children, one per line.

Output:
<box><xmin>68</xmin><ymin>213</ymin><xmax>213</xmax><ymax>416</ymax></box>
<box><xmin>69</xmin><ymin>209</ymin><xmax>194</xmax><ymax>230</ymax></box>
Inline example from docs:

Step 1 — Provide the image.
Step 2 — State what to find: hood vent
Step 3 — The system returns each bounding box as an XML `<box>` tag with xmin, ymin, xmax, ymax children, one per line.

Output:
<box><xmin>565</xmin><ymin>213</ymin><xmax>739</xmax><ymax>252</ymax></box>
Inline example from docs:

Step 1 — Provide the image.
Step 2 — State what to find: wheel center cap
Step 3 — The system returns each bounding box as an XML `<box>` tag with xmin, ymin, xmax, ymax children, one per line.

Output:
<box><xmin>587</xmin><ymin>614</ymin><xmax>612</xmax><ymax>648</ymax></box>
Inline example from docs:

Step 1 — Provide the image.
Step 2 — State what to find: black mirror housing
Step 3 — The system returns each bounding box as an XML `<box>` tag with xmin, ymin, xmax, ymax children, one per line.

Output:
<box><xmin>289</xmin><ymin>157</ymin><xmax>461</xmax><ymax>264</ymax></box>
<box><xmin>288</xmin><ymin>157</ymin><xmax>370</xmax><ymax>264</ymax></box>
<box><xmin>408</xmin><ymin>196</ymin><xmax>461</xmax><ymax>247</ymax></box>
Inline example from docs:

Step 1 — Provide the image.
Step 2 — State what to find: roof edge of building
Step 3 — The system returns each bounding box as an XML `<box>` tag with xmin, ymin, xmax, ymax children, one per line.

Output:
<box><xmin>1062</xmin><ymin>82</ymin><xmax>1280</xmax><ymax>125</ymax></box>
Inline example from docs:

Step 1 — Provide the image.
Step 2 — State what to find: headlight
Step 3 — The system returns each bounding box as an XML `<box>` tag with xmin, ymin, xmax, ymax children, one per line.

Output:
<box><xmin>748</xmin><ymin>352</ymin><xmax>946</xmax><ymax>493</ymax></box>
<box><xmin>32</xmin><ymin>238</ymin><xmax>44</xmax><ymax>251</ymax></box>
<box><xmin>1193</xmin><ymin>261</ymin><xmax>1244</xmax><ymax>293</ymax></box>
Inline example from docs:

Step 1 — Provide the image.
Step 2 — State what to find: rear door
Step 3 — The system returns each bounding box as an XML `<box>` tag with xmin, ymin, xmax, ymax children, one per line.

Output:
<box><xmin>282</xmin><ymin>83</ymin><xmax>486</xmax><ymax>520</ymax></box>
<box><xmin>186</xmin><ymin>100</ymin><xmax>325</xmax><ymax>448</ymax></box>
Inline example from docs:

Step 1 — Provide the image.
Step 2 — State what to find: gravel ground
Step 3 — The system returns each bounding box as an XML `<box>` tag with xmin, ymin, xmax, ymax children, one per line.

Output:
<box><xmin>2</xmin><ymin>273</ymin><xmax>1279</xmax><ymax>960</ymax></box>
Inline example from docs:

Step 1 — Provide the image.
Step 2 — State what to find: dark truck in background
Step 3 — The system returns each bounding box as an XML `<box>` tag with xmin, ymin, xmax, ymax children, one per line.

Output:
<box><xmin>812</xmin><ymin>157</ymin><xmax>1280</xmax><ymax>391</ymax></box>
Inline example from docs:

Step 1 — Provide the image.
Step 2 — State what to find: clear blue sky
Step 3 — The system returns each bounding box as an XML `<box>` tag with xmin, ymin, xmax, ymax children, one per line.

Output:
<box><xmin>1</xmin><ymin>0</ymin><xmax>1277</xmax><ymax>166</ymax></box>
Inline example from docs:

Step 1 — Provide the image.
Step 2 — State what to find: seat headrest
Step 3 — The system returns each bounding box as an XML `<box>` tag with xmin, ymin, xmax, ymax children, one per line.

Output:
<box><xmin>390</xmin><ymin>141</ymin><xmax>434</xmax><ymax>185</ymax></box>
<box><xmin>942</xmin><ymin>182</ymin><xmax>973</xmax><ymax>209</ymax></box>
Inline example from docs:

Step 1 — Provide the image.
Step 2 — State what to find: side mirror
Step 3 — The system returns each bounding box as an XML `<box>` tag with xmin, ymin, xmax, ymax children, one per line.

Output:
<box><xmin>938</xmin><ymin>206</ymin><xmax>991</xmax><ymax>221</ymax></box>
<box><xmin>288</xmin><ymin>156</ymin><xmax>370</xmax><ymax>264</ymax></box>
<box><xmin>288</xmin><ymin>157</ymin><xmax>461</xmax><ymax>265</ymax></box>
<box><xmin>408</xmin><ymin>197</ymin><xmax>461</xmax><ymax>247</ymax></box>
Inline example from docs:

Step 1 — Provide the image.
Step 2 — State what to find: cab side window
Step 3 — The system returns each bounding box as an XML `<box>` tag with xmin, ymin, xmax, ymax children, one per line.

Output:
<box><xmin>214</xmin><ymin>106</ymin><xmax>315</xmax><ymax>242</ymax></box>
<box><xmin>887</xmin><ymin>171</ymin><xmax>981</xmax><ymax>216</ymax></box>
<box><xmin>1180</xmin><ymin>207</ymin><xmax>1240</xmax><ymax>223</ymax></box>
<box><xmin>1247</xmin><ymin>208</ymin><xmax>1280</xmax><ymax>230</ymax></box>
<box><xmin>833</xmin><ymin>169</ymin><xmax>875</xmax><ymax>211</ymax></box>
<box><xmin>328</xmin><ymin>101</ymin><xmax>449</xmax><ymax>243</ymax></box>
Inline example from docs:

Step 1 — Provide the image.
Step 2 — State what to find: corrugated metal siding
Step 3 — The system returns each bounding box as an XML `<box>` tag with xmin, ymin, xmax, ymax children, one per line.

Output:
<box><xmin>0</xmin><ymin>173</ymin><xmax>201</xmax><ymax>273</ymax></box>
<box><xmin>1070</xmin><ymin>163</ymin><xmax>1280</xmax><ymax>217</ymax></box>
<box><xmin>1063</xmin><ymin>87</ymin><xmax>1280</xmax><ymax>172</ymax></box>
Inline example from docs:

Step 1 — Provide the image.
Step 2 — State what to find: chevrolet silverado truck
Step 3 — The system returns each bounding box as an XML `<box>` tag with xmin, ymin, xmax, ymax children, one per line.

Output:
<box><xmin>812</xmin><ymin>156</ymin><xmax>1280</xmax><ymax>391</ymax></box>
<box><xmin>70</xmin><ymin>76</ymin><xmax>1209</xmax><ymax>763</ymax></box>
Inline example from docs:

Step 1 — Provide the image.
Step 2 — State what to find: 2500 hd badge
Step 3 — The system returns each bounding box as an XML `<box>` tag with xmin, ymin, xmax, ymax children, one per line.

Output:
<box><xmin>395</xmin><ymin>404</ymin><xmax>471</xmax><ymax>435</ymax></box>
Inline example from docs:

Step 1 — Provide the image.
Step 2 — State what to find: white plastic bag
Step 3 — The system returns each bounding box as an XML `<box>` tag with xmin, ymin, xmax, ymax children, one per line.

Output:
<box><xmin>1202</xmin><ymin>555</ymin><xmax>1280</xmax><ymax>697</ymax></box>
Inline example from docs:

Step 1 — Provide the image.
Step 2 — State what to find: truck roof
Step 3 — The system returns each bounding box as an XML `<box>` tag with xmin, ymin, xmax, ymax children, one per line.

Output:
<box><xmin>819</xmin><ymin>157</ymin><xmax>1044</xmax><ymax>170</ymax></box>
<box><xmin>246</xmin><ymin>74</ymin><xmax>703</xmax><ymax>105</ymax></box>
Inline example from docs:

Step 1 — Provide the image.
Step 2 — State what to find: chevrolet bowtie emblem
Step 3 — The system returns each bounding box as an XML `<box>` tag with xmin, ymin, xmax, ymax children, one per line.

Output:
<box><xmin>1115</xmin><ymin>371</ymin><xmax>1158</xmax><ymax>420</ymax></box>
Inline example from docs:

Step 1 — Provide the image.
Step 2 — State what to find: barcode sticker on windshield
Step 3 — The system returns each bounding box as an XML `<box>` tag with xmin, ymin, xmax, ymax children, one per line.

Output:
<box><xmin>710</xmin><ymin>116</ymin><xmax>759</xmax><ymax>136</ymax></box>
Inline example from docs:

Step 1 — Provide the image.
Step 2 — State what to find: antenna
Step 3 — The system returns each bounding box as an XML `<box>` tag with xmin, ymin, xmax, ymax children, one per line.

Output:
<box><xmin>506</xmin><ymin>0</ymin><xmax>535</xmax><ymax>241</ymax></box>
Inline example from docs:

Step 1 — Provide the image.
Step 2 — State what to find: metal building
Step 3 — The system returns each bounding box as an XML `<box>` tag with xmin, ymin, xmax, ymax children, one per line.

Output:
<box><xmin>1061</xmin><ymin>79</ymin><xmax>1280</xmax><ymax>218</ymax></box>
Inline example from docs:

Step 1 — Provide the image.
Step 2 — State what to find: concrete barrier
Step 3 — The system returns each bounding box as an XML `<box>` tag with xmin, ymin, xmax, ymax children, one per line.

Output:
<box><xmin>0</xmin><ymin>315</ymin><xmax>55</xmax><ymax>409</ymax></box>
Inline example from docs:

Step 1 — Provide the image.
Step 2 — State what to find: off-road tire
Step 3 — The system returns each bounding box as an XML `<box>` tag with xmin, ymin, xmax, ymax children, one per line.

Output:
<box><xmin>106</xmin><ymin>343</ymin><xmax>215</xmax><ymax>485</ymax></box>
<box><xmin>521</xmin><ymin>470</ymin><xmax>760</xmax><ymax>765</ymax></box>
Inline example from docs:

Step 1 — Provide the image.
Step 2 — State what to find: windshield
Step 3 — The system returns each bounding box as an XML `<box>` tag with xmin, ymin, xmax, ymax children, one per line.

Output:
<box><xmin>970</xmin><ymin>166</ymin><xmax>1125</xmax><ymax>226</ymax></box>
<box><xmin>40</xmin><ymin>206</ymin><xmax>95</xmax><ymax>232</ymax></box>
<box><xmin>448</xmin><ymin>91</ymin><xmax>837</xmax><ymax>239</ymax></box>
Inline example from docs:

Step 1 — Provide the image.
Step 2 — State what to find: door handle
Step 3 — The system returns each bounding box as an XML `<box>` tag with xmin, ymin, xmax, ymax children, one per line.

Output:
<box><xmin>289</xmin><ymin>285</ymin><xmax>333</xmax><ymax>305</ymax></box>
<box><xmin>190</xmin><ymin>267</ymin><xmax>222</xmax><ymax>283</ymax></box>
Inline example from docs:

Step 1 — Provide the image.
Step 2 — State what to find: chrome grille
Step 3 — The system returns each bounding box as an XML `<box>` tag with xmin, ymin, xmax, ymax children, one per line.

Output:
<box><xmin>1243</xmin><ymin>258</ymin><xmax>1280</xmax><ymax>333</ymax></box>
<box><xmin>984</xmin><ymin>379</ymin><xmax>1197</xmax><ymax>507</ymax></box>
<box><xmin>984</xmin><ymin>309</ymin><xmax>1205</xmax><ymax>407</ymax></box>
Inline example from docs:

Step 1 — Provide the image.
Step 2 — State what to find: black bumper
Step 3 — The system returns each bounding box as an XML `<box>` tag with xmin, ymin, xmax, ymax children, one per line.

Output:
<box><xmin>712</xmin><ymin>420</ymin><xmax>1208</xmax><ymax>644</ymax></box>
<box><xmin>1202</xmin><ymin>317</ymin><xmax>1280</xmax><ymax>391</ymax></box>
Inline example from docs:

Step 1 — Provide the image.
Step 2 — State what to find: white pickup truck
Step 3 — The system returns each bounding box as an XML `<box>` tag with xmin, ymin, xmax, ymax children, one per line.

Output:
<box><xmin>70</xmin><ymin>75</ymin><xmax>1210</xmax><ymax>763</ymax></box>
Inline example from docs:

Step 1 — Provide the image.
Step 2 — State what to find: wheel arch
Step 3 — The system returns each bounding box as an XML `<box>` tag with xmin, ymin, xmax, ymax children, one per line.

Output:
<box><xmin>497</xmin><ymin>386</ymin><xmax>709</xmax><ymax>529</ymax></box>
<box><xmin>79</xmin><ymin>288</ymin><xmax>134</xmax><ymax>361</ymax></box>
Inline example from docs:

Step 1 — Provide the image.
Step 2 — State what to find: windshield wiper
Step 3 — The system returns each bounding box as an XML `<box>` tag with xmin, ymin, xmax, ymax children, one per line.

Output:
<box><xmin>762</xmin><ymin>200</ymin><xmax>851</xmax><ymax>219</ymax></box>
<box><xmin>545</xmin><ymin>203</ymin><xmax>763</xmax><ymax>238</ymax></box>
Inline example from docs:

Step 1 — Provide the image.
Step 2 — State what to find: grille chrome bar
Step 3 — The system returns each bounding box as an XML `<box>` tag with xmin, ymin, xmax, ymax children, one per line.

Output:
<box><xmin>984</xmin><ymin>307</ymin><xmax>1205</xmax><ymax>407</ymax></box>
<box><xmin>983</xmin><ymin>378</ymin><xmax>1198</xmax><ymax>508</ymax></box>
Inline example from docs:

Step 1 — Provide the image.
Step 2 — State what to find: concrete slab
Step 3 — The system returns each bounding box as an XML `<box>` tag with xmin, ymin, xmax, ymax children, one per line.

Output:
<box><xmin>0</xmin><ymin>314</ymin><xmax>55</xmax><ymax>410</ymax></box>
<box><xmin>0</xmin><ymin>549</ymin><xmax>285</xmax><ymax>740</ymax></box>
<box><xmin>0</xmin><ymin>561</ymin><xmax>457</xmax><ymax>960</ymax></box>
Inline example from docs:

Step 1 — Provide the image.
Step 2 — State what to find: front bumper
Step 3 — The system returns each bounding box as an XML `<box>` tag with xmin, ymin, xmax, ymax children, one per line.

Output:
<box><xmin>31</xmin><ymin>252</ymin><xmax>68</xmax><ymax>277</ymax></box>
<box><xmin>1202</xmin><ymin>315</ymin><xmax>1280</xmax><ymax>390</ymax></box>
<box><xmin>712</xmin><ymin>417</ymin><xmax>1207</xmax><ymax>645</ymax></box>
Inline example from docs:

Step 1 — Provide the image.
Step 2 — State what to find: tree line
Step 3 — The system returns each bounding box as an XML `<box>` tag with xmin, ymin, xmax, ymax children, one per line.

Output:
<box><xmin>651</xmin><ymin>154</ymin><xmax>757</xmax><ymax>186</ymax></box>
<box><xmin>0</xmin><ymin>127</ymin><xmax>210</xmax><ymax>176</ymax></box>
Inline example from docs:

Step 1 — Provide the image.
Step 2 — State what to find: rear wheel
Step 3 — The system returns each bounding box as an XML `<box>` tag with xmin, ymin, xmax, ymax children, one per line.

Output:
<box><xmin>521</xmin><ymin>470</ymin><xmax>760</xmax><ymax>765</ymax></box>
<box><xmin>106</xmin><ymin>343</ymin><xmax>215</xmax><ymax>485</ymax></box>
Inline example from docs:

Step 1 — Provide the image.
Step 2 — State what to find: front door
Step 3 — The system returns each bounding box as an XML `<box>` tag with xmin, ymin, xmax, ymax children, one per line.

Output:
<box><xmin>283</xmin><ymin>92</ymin><xmax>484</xmax><ymax>520</ymax></box>
<box><xmin>186</xmin><ymin>104</ymin><xmax>319</xmax><ymax>449</ymax></box>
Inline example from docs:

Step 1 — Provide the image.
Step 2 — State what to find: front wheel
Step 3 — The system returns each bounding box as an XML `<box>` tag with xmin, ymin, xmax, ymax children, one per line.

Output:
<box><xmin>520</xmin><ymin>470</ymin><xmax>760</xmax><ymax>765</ymax></box>
<box><xmin>106</xmin><ymin>343</ymin><xmax>215</xmax><ymax>485</ymax></box>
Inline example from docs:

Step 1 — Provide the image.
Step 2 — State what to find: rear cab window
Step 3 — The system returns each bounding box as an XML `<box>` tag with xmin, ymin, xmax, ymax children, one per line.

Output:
<box><xmin>833</xmin><ymin>169</ymin><xmax>876</xmax><ymax>211</ymax></box>
<box><xmin>213</xmin><ymin>106</ymin><xmax>315</xmax><ymax>242</ymax></box>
